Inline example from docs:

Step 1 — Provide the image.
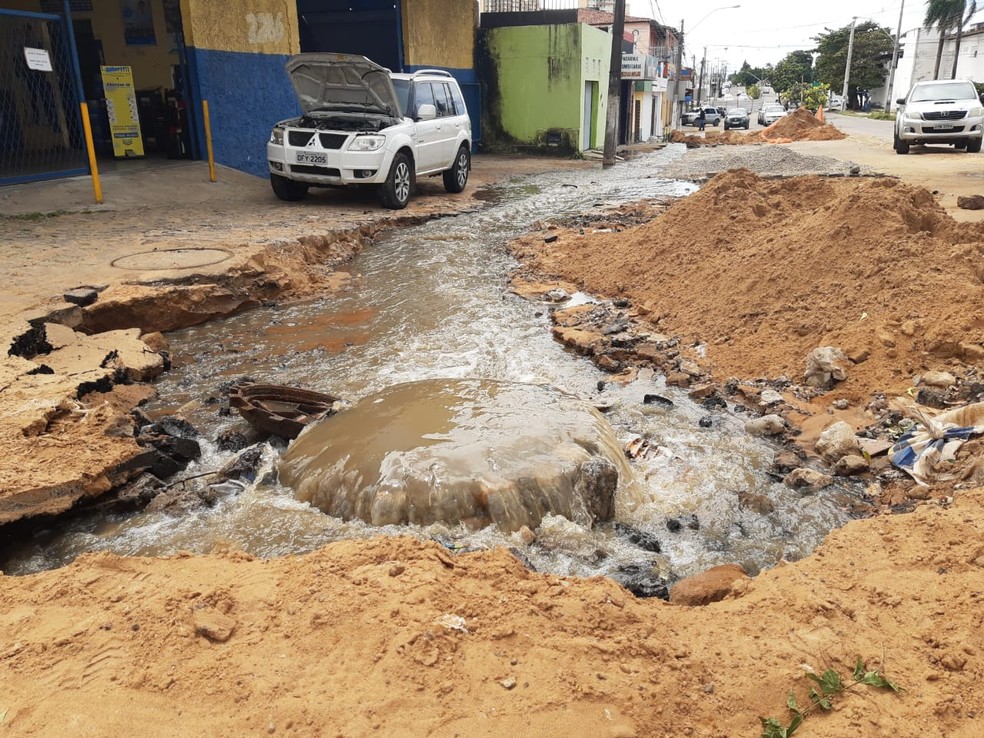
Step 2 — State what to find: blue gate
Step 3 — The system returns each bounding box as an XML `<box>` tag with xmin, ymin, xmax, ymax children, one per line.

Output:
<box><xmin>0</xmin><ymin>8</ymin><xmax>87</xmax><ymax>185</ymax></box>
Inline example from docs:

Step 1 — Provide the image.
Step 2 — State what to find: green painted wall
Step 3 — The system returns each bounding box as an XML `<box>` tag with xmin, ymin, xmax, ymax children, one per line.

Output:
<box><xmin>485</xmin><ymin>23</ymin><xmax>609</xmax><ymax>152</ymax></box>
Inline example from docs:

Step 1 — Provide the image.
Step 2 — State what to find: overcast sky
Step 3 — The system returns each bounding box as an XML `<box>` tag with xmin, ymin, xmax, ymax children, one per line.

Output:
<box><xmin>625</xmin><ymin>0</ymin><xmax>982</xmax><ymax>71</ymax></box>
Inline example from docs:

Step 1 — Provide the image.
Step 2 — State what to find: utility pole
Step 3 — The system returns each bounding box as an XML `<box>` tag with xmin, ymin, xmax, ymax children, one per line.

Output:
<box><xmin>602</xmin><ymin>0</ymin><xmax>627</xmax><ymax>168</ymax></box>
<box><xmin>841</xmin><ymin>17</ymin><xmax>857</xmax><ymax>110</ymax></box>
<box><xmin>883</xmin><ymin>0</ymin><xmax>905</xmax><ymax>112</ymax></box>
<box><xmin>697</xmin><ymin>47</ymin><xmax>707</xmax><ymax>105</ymax></box>
<box><xmin>669</xmin><ymin>19</ymin><xmax>684</xmax><ymax>129</ymax></box>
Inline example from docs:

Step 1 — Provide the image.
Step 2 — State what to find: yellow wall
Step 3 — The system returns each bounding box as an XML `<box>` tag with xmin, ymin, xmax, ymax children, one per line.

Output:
<box><xmin>402</xmin><ymin>0</ymin><xmax>475</xmax><ymax>70</ymax></box>
<box><xmin>180</xmin><ymin>0</ymin><xmax>299</xmax><ymax>54</ymax></box>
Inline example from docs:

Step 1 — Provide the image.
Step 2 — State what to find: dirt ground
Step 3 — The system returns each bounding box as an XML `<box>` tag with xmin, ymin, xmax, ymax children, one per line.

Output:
<box><xmin>3</xmin><ymin>128</ymin><xmax>984</xmax><ymax>737</ymax></box>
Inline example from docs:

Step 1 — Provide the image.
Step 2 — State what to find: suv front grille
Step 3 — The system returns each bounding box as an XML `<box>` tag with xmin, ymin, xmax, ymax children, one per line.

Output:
<box><xmin>924</xmin><ymin>110</ymin><xmax>967</xmax><ymax>121</ymax></box>
<box><xmin>288</xmin><ymin>131</ymin><xmax>315</xmax><ymax>146</ymax></box>
<box><xmin>319</xmin><ymin>133</ymin><xmax>348</xmax><ymax>149</ymax></box>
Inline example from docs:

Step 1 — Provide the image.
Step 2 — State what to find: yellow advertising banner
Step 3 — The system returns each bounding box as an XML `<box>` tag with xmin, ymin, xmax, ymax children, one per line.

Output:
<box><xmin>100</xmin><ymin>65</ymin><xmax>144</xmax><ymax>158</ymax></box>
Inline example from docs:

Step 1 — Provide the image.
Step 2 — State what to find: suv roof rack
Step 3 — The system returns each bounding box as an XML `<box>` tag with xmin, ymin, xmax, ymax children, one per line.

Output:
<box><xmin>411</xmin><ymin>69</ymin><xmax>452</xmax><ymax>79</ymax></box>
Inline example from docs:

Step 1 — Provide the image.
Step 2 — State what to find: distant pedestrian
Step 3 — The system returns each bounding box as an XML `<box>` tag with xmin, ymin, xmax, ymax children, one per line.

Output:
<box><xmin>697</xmin><ymin>109</ymin><xmax>706</xmax><ymax>131</ymax></box>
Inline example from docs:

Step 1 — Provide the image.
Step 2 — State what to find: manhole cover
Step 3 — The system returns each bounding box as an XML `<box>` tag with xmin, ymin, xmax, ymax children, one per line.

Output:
<box><xmin>111</xmin><ymin>248</ymin><xmax>233</xmax><ymax>271</ymax></box>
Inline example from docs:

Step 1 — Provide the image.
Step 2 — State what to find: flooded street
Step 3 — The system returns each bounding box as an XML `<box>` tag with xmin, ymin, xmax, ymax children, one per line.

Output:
<box><xmin>4</xmin><ymin>148</ymin><xmax>862</xmax><ymax>583</ymax></box>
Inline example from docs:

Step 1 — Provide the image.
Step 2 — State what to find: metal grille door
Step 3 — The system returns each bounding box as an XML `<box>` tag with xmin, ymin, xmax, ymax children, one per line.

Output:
<box><xmin>1</xmin><ymin>10</ymin><xmax>87</xmax><ymax>185</ymax></box>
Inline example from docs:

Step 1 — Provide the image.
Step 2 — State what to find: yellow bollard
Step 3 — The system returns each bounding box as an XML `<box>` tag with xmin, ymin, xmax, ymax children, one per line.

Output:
<box><xmin>203</xmin><ymin>99</ymin><xmax>216</xmax><ymax>182</ymax></box>
<box><xmin>79</xmin><ymin>102</ymin><xmax>103</xmax><ymax>204</ymax></box>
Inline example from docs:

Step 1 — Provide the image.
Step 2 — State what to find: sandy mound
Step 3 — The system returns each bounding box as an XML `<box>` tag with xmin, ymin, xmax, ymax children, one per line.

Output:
<box><xmin>3</xmin><ymin>489</ymin><xmax>984</xmax><ymax>737</ymax></box>
<box><xmin>673</xmin><ymin>108</ymin><xmax>847</xmax><ymax>147</ymax></box>
<box><xmin>509</xmin><ymin>169</ymin><xmax>984</xmax><ymax>402</ymax></box>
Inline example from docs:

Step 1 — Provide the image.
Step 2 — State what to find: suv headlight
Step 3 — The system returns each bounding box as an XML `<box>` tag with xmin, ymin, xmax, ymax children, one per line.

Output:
<box><xmin>349</xmin><ymin>135</ymin><xmax>385</xmax><ymax>152</ymax></box>
<box><xmin>970</xmin><ymin>107</ymin><xmax>983</xmax><ymax>118</ymax></box>
<box><xmin>270</xmin><ymin>127</ymin><xmax>284</xmax><ymax>145</ymax></box>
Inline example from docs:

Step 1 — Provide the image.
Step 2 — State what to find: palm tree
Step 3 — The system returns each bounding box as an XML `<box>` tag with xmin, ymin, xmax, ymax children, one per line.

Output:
<box><xmin>923</xmin><ymin>0</ymin><xmax>977</xmax><ymax>79</ymax></box>
<box><xmin>949</xmin><ymin>1</ymin><xmax>978</xmax><ymax>78</ymax></box>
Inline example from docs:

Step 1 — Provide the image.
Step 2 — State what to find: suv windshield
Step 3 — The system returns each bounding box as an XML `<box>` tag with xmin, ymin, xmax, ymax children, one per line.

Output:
<box><xmin>910</xmin><ymin>82</ymin><xmax>977</xmax><ymax>102</ymax></box>
<box><xmin>392</xmin><ymin>79</ymin><xmax>411</xmax><ymax>117</ymax></box>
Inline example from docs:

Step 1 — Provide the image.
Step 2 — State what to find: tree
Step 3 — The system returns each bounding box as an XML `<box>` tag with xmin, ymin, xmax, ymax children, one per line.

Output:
<box><xmin>771</xmin><ymin>50</ymin><xmax>815</xmax><ymax>97</ymax></box>
<box><xmin>813</xmin><ymin>22</ymin><xmax>894</xmax><ymax>109</ymax></box>
<box><xmin>949</xmin><ymin>1</ymin><xmax>978</xmax><ymax>78</ymax></box>
<box><xmin>729</xmin><ymin>60</ymin><xmax>772</xmax><ymax>87</ymax></box>
<box><xmin>923</xmin><ymin>0</ymin><xmax>974</xmax><ymax>79</ymax></box>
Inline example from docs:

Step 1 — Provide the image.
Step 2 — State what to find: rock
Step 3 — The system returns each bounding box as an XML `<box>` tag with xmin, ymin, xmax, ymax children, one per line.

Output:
<box><xmin>737</xmin><ymin>491</ymin><xmax>775</xmax><ymax>515</ymax></box>
<box><xmin>614</xmin><ymin>522</ymin><xmax>661</xmax><ymax>553</ymax></box>
<box><xmin>192</xmin><ymin>606</ymin><xmax>236</xmax><ymax>642</ymax></box>
<box><xmin>140</xmin><ymin>331</ymin><xmax>170</xmax><ymax>352</ymax></box>
<box><xmin>543</xmin><ymin>288</ymin><xmax>569</xmax><ymax>302</ymax></box>
<box><xmin>678</xmin><ymin>360</ymin><xmax>702</xmax><ymax>377</ymax></box>
<box><xmin>63</xmin><ymin>287</ymin><xmax>98</xmax><ymax>307</ymax></box>
<box><xmin>669</xmin><ymin>563</ymin><xmax>750</xmax><ymax>606</ymax></box>
<box><xmin>214</xmin><ymin>445</ymin><xmax>265</xmax><ymax>484</ymax></box>
<box><xmin>610</xmin><ymin>564</ymin><xmax>669</xmax><ymax>599</ymax></box>
<box><xmin>698</xmin><ymin>415</ymin><xmax>713</xmax><ymax>428</ymax></box>
<box><xmin>876</xmin><ymin>329</ymin><xmax>896</xmax><ymax>348</ymax></box>
<box><xmin>215</xmin><ymin>428</ymin><xmax>251</xmax><ymax>452</ymax></box>
<box><xmin>772</xmin><ymin>451</ymin><xmax>802</xmax><ymax>473</ymax></box>
<box><xmin>920</xmin><ymin>370</ymin><xmax>956</xmax><ymax>388</ymax></box>
<box><xmin>783</xmin><ymin>468</ymin><xmax>834</xmax><ymax>492</ymax></box>
<box><xmin>665</xmin><ymin>371</ymin><xmax>691</xmax><ymax>388</ymax></box>
<box><xmin>804</xmin><ymin>347</ymin><xmax>849</xmax><ymax>388</ymax></box>
<box><xmin>643</xmin><ymin>393</ymin><xmax>674</xmax><ymax>407</ymax></box>
<box><xmin>688</xmin><ymin>383</ymin><xmax>716</xmax><ymax>400</ymax></box>
<box><xmin>543</xmin><ymin>233</ymin><xmax>558</xmax><ymax>243</ymax></box>
<box><xmin>500</xmin><ymin>677</ymin><xmax>517</xmax><ymax>690</ymax></box>
<box><xmin>831</xmin><ymin>399</ymin><xmax>850</xmax><ymax>410</ymax></box>
<box><xmin>744</xmin><ymin>414</ymin><xmax>786</xmax><ymax>436</ymax></box>
<box><xmin>759</xmin><ymin>389</ymin><xmax>783</xmax><ymax>405</ymax></box>
<box><xmin>815</xmin><ymin>421</ymin><xmax>860</xmax><ymax>462</ymax></box>
<box><xmin>833</xmin><ymin>454</ymin><xmax>870</xmax><ymax>476</ymax></box>
<box><xmin>957</xmin><ymin>194</ymin><xmax>984</xmax><ymax>210</ymax></box>
<box><xmin>900</xmin><ymin>320</ymin><xmax>917</xmax><ymax>337</ymax></box>
<box><xmin>916</xmin><ymin>387</ymin><xmax>948</xmax><ymax>409</ymax></box>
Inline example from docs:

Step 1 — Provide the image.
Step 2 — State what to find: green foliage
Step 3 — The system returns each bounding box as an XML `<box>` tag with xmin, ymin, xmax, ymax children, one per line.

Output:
<box><xmin>801</xmin><ymin>83</ymin><xmax>830</xmax><ymax>112</ymax></box>
<box><xmin>759</xmin><ymin>658</ymin><xmax>902</xmax><ymax>738</ymax></box>
<box><xmin>748</xmin><ymin>84</ymin><xmax>761</xmax><ymax>100</ymax></box>
<box><xmin>814</xmin><ymin>22</ymin><xmax>894</xmax><ymax>108</ymax></box>
<box><xmin>772</xmin><ymin>51</ymin><xmax>815</xmax><ymax>97</ymax></box>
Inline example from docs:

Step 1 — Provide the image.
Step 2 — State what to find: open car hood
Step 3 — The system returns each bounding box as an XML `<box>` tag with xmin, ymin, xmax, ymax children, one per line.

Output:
<box><xmin>286</xmin><ymin>53</ymin><xmax>401</xmax><ymax>117</ymax></box>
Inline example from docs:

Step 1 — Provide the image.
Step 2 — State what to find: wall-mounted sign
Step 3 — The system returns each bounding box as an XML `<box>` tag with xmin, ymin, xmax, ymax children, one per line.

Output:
<box><xmin>121</xmin><ymin>0</ymin><xmax>157</xmax><ymax>46</ymax></box>
<box><xmin>621</xmin><ymin>54</ymin><xmax>643</xmax><ymax>79</ymax></box>
<box><xmin>101</xmin><ymin>65</ymin><xmax>145</xmax><ymax>158</ymax></box>
<box><xmin>23</xmin><ymin>47</ymin><xmax>52</xmax><ymax>72</ymax></box>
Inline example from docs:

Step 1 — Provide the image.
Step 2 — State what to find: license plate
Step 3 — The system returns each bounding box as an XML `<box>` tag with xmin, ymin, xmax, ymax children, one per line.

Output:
<box><xmin>295</xmin><ymin>152</ymin><xmax>327</xmax><ymax>165</ymax></box>
<box><xmin>934</xmin><ymin>124</ymin><xmax>954</xmax><ymax>131</ymax></box>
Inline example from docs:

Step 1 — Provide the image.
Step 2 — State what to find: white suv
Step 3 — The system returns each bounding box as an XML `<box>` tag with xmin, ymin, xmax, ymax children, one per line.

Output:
<box><xmin>267</xmin><ymin>53</ymin><xmax>472</xmax><ymax>209</ymax></box>
<box><xmin>894</xmin><ymin>79</ymin><xmax>984</xmax><ymax>154</ymax></box>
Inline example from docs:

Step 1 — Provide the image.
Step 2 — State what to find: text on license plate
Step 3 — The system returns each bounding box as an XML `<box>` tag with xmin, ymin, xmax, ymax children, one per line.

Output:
<box><xmin>295</xmin><ymin>152</ymin><xmax>327</xmax><ymax>164</ymax></box>
<box><xmin>934</xmin><ymin>124</ymin><xmax>954</xmax><ymax>130</ymax></box>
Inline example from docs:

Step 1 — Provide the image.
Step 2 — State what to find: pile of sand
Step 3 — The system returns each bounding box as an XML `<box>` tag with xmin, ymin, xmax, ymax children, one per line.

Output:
<box><xmin>510</xmin><ymin>169</ymin><xmax>984</xmax><ymax>401</ymax></box>
<box><xmin>672</xmin><ymin>108</ymin><xmax>847</xmax><ymax>147</ymax></box>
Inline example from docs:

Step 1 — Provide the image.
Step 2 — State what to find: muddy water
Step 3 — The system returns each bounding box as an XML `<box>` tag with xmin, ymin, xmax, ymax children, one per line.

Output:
<box><xmin>5</xmin><ymin>149</ymin><xmax>863</xmax><ymax>582</ymax></box>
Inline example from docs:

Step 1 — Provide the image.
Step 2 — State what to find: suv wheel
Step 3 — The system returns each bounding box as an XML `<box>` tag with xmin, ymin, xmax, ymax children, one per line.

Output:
<box><xmin>378</xmin><ymin>152</ymin><xmax>413</xmax><ymax>209</ymax></box>
<box><xmin>893</xmin><ymin>131</ymin><xmax>909</xmax><ymax>155</ymax></box>
<box><xmin>443</xmin><ymin>145</ymin><xmax>470</xmax><ymax>193</ymax></box>
<box><xmin>968</xmin><ymin>138</ymin><xmax>982</xmax><ymax>153</ymax></box>
<box><xmin>271</xmin><ymin>174</ymin><xmax>308</xmax><ymax>201</ymax></box>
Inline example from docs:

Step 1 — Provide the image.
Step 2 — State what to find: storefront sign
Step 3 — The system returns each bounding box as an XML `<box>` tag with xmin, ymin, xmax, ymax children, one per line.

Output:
<box><xmin>100</xmin><ymin>65</ymin><xmax>145</xmax><ymax>158</ymax></box>
<box><xmin>23</xmin><ymin>48</ymin><xmax>52</xmax><ymax>72</ymax></box>
<box><xmin>621</xmin><ymin>54</ymin><xmax>643</xmax><ymax>79</ymax></box>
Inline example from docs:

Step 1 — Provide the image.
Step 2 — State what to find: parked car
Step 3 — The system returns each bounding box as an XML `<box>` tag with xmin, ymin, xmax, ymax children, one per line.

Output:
<box><xmin>759</xmin><ymin>104</ymin><xmax>787</xmax><ymax>126</ymax></box>
<box><xmin>682</xmin><ymin>107</ymin><xmax>722</xmax><ymax>127</ymax></box>
<box><xmin>825</xmin><ymin>94</ymin><xmax>844</xmax><ymax>111</ymax></box>
<box><xmin>894</xmin><ymin>78</ymin><xmax>984</xmax><ymax>154</ymax></box>
<box><xmin>266</xmin><ymin>53</ymin><xmax>472</xmax><ymax>208</ymax></box>
<box><xmin>724</xmin><ymin>108</ymin><xmax>750</xmax><ymax>130</ymax></box>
